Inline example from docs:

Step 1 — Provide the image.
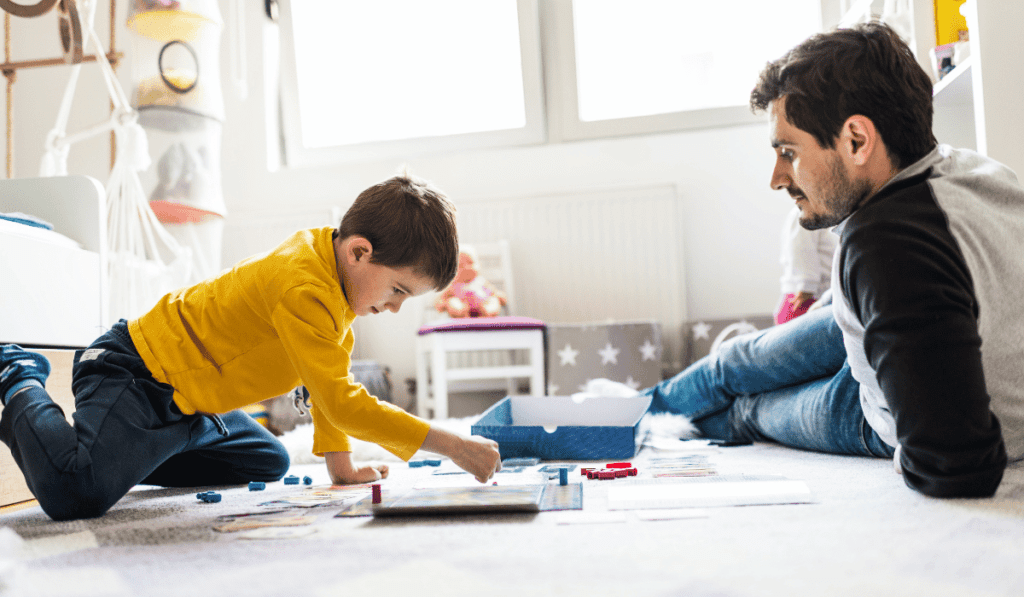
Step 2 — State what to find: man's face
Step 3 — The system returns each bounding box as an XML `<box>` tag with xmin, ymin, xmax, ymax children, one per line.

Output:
<box><xmin>768</xmin><ymin>98</ymin><xmax>873</xmax><ymax>230</ymax></box>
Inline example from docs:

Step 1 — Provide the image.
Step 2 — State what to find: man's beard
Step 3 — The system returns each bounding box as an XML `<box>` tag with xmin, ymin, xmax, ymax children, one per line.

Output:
<box><xmin>798</xmin><ymin>155</ymin><xmax>874</xmax><ymax>231</ymax></box>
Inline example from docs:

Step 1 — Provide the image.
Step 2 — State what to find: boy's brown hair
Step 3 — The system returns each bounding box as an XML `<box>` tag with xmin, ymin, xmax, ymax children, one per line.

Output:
<box><xmin>750</xmin><ymin>21</ymin><xmax>936</xmax><ymax>170</ymax></box>
<box><xmin>338</xmin><ymin>172</ymin><xmax>459</xmax><ymax>291</ymax></box>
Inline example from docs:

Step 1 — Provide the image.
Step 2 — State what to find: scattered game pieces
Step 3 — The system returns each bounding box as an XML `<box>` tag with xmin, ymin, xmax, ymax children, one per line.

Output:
<box><xmin>371</xmin><ymin>484</ymin><xmax>382</xmax><ymax>504</ymax></box>
<box><xmin>303</xmin><ymin>476</ymin><xmax>313</xmax><ymax>485</ymax></box>
<box><xmin>248</xmin><ymin>481</ymin><xmax>266</xmax><ymax>491</ymax></box>
<box><xmin>196</xmin><ymin>491</ymin><xmax>221</xmax><ymax>503</ymax></box>
<box><xmin>283</xmin><ymin>475</ymin><xmax>300</xmax><ymax>485</ymax></box>
<box><xmin>585</xmin><ymin>467</ymin><xmax>638</xmax><ymax>480</ymax></box>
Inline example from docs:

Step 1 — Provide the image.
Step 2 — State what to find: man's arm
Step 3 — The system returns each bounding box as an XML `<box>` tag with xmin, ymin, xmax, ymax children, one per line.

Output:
<box><xmin>840</xmin><ymin>189</ymin><xmax>1006</xmax><ymax>497</ymax></box>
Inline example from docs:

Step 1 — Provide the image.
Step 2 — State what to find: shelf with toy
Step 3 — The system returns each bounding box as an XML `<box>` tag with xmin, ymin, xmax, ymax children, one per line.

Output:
<box><xmin>127</xmin><ymin>0</ymin><xmax>222</xmax><ymax>41</ymax></box>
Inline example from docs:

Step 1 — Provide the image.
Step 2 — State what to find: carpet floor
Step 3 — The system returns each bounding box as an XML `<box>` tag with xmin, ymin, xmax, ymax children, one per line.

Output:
<box><xmin>2</xmin><ymin>433</ymin><xmax>1023</xmax><ymax>597</ymax></box>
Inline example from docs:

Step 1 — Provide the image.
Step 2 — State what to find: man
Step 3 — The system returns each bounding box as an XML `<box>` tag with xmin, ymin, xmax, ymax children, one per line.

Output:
<box><xmin>642</xmin><ymin>22</ymin><xmax>1024</xmax><ymax>498</ymax></box>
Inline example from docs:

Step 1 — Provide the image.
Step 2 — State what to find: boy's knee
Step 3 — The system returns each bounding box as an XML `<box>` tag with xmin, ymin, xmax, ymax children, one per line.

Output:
<box><xmin>36</xmin><ymin>479</ymin><xmax>118</xmax><ymax>521</ymax></box>
<box><xmin>253</xmin><ymin>442</ymin><xmax>291</xmax><ymax>481</ymax></box>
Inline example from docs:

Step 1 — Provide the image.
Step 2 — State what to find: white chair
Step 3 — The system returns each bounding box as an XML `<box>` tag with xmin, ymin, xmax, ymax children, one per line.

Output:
<box><xmin>415</xmin><ymin>240</ymin><xmax>545</xmax><ymax>419</ymax></box>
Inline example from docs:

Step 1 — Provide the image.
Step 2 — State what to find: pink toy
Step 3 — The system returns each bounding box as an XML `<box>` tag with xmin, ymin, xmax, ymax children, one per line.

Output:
<box><xmin>434</xmin><ymin>250</ymin><xmax>507</xmax><ymax>318</ymax></box>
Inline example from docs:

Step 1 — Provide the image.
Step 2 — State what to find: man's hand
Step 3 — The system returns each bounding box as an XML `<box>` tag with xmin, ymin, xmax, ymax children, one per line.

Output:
<box><xmin>420</xmin><ymin>426</ymin><xmax>501</xmax><ymax>483</ymax></box>
<box><xmin>325</xmin><ymin>451</ymin><xmax>389</xmax><ymax>485</ymax></box>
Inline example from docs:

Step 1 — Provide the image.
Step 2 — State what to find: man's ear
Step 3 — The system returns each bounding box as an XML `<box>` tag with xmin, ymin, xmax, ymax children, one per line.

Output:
<box><xmin>840</xmin><ymin>115</ymin><xmax>879</xmax><ymax>167</ymax></box>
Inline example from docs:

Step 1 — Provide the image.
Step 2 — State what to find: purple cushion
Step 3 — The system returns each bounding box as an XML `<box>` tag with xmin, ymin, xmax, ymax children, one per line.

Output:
<box><xmin>418</xmin><ymin>316</ymin><xmax>546</xmax><ymax>335</ymax></box>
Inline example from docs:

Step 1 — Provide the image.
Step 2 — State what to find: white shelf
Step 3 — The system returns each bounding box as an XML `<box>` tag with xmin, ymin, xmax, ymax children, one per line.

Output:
<box><xmin>932</xmin><ymin>56</ymin><xmax>973</xmax><ymax>108</ymax></box>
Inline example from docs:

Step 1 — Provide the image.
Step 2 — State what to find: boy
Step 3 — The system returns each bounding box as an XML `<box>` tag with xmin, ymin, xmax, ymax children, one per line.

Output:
<box><xmin>0</xmin><ymin>173</ymin><xmax>502</xmax><ymax>521</ymax></box>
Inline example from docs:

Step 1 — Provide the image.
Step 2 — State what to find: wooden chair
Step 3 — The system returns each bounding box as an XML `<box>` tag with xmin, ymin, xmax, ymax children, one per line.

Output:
<box><xmin>414</xmin><ymin>240</ymin><xmax>545</xmax><ymax>419</ymax></box>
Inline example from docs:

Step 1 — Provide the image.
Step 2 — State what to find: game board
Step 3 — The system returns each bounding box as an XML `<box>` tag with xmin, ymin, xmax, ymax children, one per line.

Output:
<box><xmin>370</xmin><ymin>484</ymin><xmax>547</xmax><ymax>517</ymax></box>
<box><xmin>335</xmin><ymin>482</ymin><xmax>582</xmax><ymax>517</ymax></box>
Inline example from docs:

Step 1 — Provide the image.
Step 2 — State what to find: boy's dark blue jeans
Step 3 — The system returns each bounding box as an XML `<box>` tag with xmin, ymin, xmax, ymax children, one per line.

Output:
<box><xmin>0</xmin><ymin>321</ymin><xmax>289</xmax><ymax>520</ymax></box>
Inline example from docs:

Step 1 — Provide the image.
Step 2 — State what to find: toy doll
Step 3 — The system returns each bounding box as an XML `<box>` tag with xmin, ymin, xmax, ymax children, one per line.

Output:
<box><xmin>434</xmin><ymin>249</ymin><xmax>507</xmax><ymax>318</ymax></box>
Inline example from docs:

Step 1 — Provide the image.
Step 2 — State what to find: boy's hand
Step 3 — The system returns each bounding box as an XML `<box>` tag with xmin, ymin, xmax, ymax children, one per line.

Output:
<box><xmin>420</xmin><ymin>426</ymin><xmax>501</xmax><ymax>483</ymax></box>
<box><xmin>325</xmin><ymin>451</ymin><xmax>390</xmax><ymax>485</ymax></box>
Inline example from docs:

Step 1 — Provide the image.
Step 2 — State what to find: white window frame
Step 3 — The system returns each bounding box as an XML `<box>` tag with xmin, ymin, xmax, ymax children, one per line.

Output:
<box><xmin>545</xmin><ymin>0</ymin><xmax>842</xmax><ymax>142</ymax></box>
<box><xmin>276</xmin><ymin>0</ymin><xmax>546</xmax><ymax>168</ymax></box>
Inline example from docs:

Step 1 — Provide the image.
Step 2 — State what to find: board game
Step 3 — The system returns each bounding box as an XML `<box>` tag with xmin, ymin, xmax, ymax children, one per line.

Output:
<box><xmin>371</xmin><ymin>484</ymin><xmax>547</xmax><ymax>516</ymax></box>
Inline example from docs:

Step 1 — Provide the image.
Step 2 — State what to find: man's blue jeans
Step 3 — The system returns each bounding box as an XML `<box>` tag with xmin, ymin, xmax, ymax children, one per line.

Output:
<box><xmin>641</xmin><ymin>306</ymin><xmax>894</xmax><ymax>457</ymax></box>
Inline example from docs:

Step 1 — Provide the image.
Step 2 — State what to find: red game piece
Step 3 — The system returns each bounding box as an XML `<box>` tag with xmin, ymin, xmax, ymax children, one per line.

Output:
<box><xmin>597</xmin><ymin>471</ymin><xmax>616</xmax><ymax>480</ymax></box>
<box><xmin>606</xmin><ymin>462</ymin><xmax>632</xmax><ymax>469</ymax></box>
<box><xmin>371</xmin><ymin>483</ymin><xmax>382</xmax><ymax>504</ymax></box>
<box><xmin>581</xmin><ymin>467</ymin><xmax>595</xmax><ymax>476</ymax></box>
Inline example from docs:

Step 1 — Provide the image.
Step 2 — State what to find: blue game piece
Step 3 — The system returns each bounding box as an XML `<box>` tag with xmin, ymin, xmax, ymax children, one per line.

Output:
<box><xmin>248</xmin><ymin>481</ymin><xmax>266</xmax><ymax>491</ymax></box>
<box><xmin>283</xmin><ymin>475</ymin><xmax>300</xmax><ymax>485</ymax></box>
<box><xmin>409</xmin><ymin>460</ymin><xmax>427</xmax><ymax>468</ymax></box>
<box><xmin>303</xmin><ymin>476</ymin><xmax>313</xmax><ymax>485</ymax></box>
<box><xmin>423</xmin><ymin>459</ymin><xmax>442</xmax><ymax>466</ymax></box>
<box><xmin>559</xmin><ymin>467</ymin><xmax>568</xmax><ymax>486</ymax></box>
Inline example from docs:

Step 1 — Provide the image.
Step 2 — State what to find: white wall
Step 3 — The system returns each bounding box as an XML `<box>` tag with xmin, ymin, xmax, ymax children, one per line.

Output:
<box><xmin>3</xmin><ymin>4</ymin><xmax>792</xmax><ymax>411</ymax></box>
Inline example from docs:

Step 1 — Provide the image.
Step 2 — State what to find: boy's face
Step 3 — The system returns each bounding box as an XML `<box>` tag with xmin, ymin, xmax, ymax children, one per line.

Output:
<box><xmin>336</xmin><ymin>236</ymin><xmax>435</xmax><ymax>316</ymax></box>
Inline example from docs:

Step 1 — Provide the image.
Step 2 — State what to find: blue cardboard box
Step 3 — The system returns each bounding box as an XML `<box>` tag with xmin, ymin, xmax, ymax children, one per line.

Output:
<box><xmin>471</xmin><ymin>395</ymin><xmax>652</xmax><ymax>460</ymax></box>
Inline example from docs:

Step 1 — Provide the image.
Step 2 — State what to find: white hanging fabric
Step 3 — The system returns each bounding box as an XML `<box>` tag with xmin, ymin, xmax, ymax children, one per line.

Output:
<box><xmin>39</xmin><ymin>0</ymin><xmax>192</xmax><ymax>323</ymax></box>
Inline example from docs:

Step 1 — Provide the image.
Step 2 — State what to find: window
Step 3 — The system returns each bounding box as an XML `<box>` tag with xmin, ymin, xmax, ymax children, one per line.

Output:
<box><xmin>551</xmin><ymin>0</ymin><xmax>826</xmax><ymax>140</ymax></box>
<box><xmin>277</xmin><ymin>0</ymin><xmax>545</xmax><ymax>167</ymax></box>
<box><xmin>275</xmin><ymin>0</ymin><xmax>838</xmax><ymax>165</ymax></box>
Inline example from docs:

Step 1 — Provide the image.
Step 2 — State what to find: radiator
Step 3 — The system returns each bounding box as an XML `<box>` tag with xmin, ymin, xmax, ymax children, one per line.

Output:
<box><xmin>455</xmin><ymin>184</ymin><xmax>687</xmax><ymax>372</ymax></box>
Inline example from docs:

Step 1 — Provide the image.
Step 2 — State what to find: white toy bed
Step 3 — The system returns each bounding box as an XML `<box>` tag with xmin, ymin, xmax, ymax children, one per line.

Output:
<box><xmin>0</xmin><ymin>175</ymin><xmax>107</xmax><ymax>348</ymax></box>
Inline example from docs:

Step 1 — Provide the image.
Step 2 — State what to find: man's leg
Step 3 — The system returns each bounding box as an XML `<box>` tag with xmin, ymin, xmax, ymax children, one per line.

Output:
<box><xmin>641</xmin><ymin>306</ymin><xmax>846</xmax><ymax>441</ymax></box>
<box><xmin>731</xmin><ymin>362</ymin><xmax>894</xmax><ymax>457</ymax></box>
<box><xmin>141</xmin><ymin>410</ymin><xmax>290</xmax><ymax>487</ymax></box>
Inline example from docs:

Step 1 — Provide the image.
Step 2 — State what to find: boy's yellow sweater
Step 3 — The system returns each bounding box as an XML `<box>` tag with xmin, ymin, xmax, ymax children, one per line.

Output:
<box><xmin>127</xmin><ymin>227</ymin><xmax>430</xmax><ymax>460</ymax></box>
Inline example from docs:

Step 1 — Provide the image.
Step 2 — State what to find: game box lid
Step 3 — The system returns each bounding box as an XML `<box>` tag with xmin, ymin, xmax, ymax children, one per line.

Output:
<box><xmin>471</xmin><ymin>395</ymin><xmax>652</xmax><ymax>460</ymax></box>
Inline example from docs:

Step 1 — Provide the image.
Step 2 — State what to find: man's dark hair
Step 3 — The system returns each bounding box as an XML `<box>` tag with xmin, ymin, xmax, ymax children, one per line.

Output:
<box><xmin>750</xmin><ymin>21</ymin><xmax>936</xmax><ymax>169</ymax></box>
<box><xmin>338</xmin><ymin>172</ymin><xmax>459</xmax><ymax>291</ymax></box>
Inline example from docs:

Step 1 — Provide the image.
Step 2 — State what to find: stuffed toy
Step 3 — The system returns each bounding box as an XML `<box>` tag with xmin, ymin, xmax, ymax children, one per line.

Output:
<box><xmin>435</xmin><ymin>249</ymin><xmax>507</xmax><ymax>318</ymax></box>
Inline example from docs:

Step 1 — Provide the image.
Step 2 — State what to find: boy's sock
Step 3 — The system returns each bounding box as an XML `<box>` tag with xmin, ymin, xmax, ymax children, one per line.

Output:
<box><xmin>0</xmin><ymin>345</ymin><xmax>51</xmax><ymax>405</ymax></box>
